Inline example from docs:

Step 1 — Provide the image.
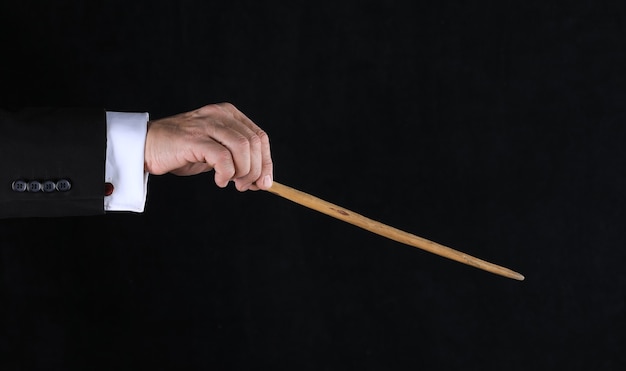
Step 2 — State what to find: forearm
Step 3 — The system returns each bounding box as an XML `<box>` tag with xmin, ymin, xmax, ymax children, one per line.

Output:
<box><xmin>0</xmin><ymin>107</ymin><xmax>106</xmax><ymax>218</ymax></box>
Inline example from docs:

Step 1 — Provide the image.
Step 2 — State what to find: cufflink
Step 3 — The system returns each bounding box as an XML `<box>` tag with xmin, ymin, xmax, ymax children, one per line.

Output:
<box><xmin>56</xmin><ymin>179</ymin><xmax>72</xmax><ymax>192</ymax></box>
<box><xmin>104</xmin><ymin>182</ymin><xmax>114</xmax><ymax>196</ymax></box>
<box><xmin>28</xmin><ymin>181</ymin><xmax>42</xmax><ymax>192</ymax></box>
<box><xmin>11</xmin><ymin>180</ymin><xmax>28</xmax><ymax>192</ymax></box>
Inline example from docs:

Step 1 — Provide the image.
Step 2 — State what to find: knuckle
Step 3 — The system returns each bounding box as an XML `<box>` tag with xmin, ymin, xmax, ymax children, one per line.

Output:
<box><xmin>195</xmin><ymin>104</ymin><xmax>218</xmax><ymax>117</ymax></box>
<box><xmin>197</xmin><ymin>105</ymin><xmax>211</xmax><ymax>114</ymax></box>
<box><xmin>256</xmin><ymin>129</ymin><xmax>269</xmax><ymax>143</ymax></box>
<box><xmin>214</xmin><ymin>149</ymin><xmax>235</xmax><ymax>175</ymax></box>
<box><xmin>216</xmin><ymin>147</ymin><xmax>233</xmax><ymax>163</ymax></box>
<box><xmin>248</xmin><ymin>133</ymin><xmax>262</xmax><ymax>147</ymax></box>
<box><xmin>217</xmin><ymin>102</ymin><xmax>235</xmax><ymax>111</ymax></box>
<box><xmin>263</xmin><ymin>158</ymin><xmax>274</xmax><ymax>168</ymax></box>
<box><xmin>235</xmin><ymin>135</ymin><xmax>251</xmax><ymax>150</ymax></box>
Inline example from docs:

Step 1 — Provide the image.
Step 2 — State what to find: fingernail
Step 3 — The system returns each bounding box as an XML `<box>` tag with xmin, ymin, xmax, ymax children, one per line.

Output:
<box><xmin>262</xmin><ymin>175</ymin><xmax>272</xmax><ymax>188</ymax></box>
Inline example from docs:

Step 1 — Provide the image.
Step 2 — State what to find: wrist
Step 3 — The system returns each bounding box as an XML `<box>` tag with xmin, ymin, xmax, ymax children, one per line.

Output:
<box><xmin>144</xmin><ymin>120</ymin><xmax>153</xmax><ymax>173</ymax></box>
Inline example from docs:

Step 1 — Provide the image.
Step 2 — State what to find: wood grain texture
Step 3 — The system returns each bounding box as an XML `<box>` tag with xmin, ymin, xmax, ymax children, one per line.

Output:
<box><xmin>268</xmin><ymin>181</ymin><xmax>524</xmax><ymax>281</ymax></box>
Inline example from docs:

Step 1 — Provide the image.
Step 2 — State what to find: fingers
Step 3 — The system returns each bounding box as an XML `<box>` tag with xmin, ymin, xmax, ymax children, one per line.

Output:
<box><xmin>203</xmin><ymin>119</ymin><xmax>261</xmax><ymax>191</ymax></box>
<box><xmin>219</xmin><ymin>103</ymin><xmax>273</xmax><ymax>191</ymax></box>
<box><xmin>146</xmin><ymin>103</ymin><xmax>273</xmax><ymax>190</ymax></box>
<box><xmin>206</xmin><ymin>121</ymin><xmax>252</xmax><ymax>178</ymax></box>
<box><xmin>236</xmin><ymin>110</ymin><xmax>273</xmax><ymax>190</ymax></box>
<box><xmin>199</xmin><ymin>103</ymin><xmax>273</xmax><ymax>191</ymax></box>
<box><xmin>245</xmin><ymin>129</ymin><xmax>273</xmax><ymax>191</ymax></box>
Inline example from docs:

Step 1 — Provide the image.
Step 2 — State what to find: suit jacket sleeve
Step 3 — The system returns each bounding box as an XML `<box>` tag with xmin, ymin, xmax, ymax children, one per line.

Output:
<box><xmin>0</xmin><ymin>107</ymin><xmax>106</xmax><ymax>218</ymax></box>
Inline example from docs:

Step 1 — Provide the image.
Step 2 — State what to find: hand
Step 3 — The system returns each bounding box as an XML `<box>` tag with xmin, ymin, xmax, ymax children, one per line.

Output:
<box><xmin>144</xmin><ymin>103</ymin><xmax>273</xmax><ymax>191</ymax></box>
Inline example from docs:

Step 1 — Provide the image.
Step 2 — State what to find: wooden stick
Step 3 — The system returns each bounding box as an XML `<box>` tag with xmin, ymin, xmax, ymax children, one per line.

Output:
<box><xmin>267</xmin><ymin>181</ymin><xmax>524</xmax><ymax>281</ymax></box>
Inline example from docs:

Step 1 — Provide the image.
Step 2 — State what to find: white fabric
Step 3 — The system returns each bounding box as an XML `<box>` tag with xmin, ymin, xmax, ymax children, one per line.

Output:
<box><xmin>104</xmin><ymin>111</ymin><xmax>150</xmax><ymax>212</ymax></box>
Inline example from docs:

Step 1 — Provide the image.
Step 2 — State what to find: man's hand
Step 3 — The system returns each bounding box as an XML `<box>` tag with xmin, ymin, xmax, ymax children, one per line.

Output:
<box><xmin>144</xmin><ymin>103</ymin><xmax>273</xmax><ymax>191</ymax></box>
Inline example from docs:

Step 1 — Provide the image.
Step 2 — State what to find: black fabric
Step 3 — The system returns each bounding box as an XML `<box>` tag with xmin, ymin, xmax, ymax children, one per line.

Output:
<box><xmin>0</xmin><ymin>108</ymin><xmax>106</xmax><ymax>218</ymax></box>
<box><xmin>0</xmin><ymin>1</ymin><xmax>625</xmax><ymax>370</ymax></box>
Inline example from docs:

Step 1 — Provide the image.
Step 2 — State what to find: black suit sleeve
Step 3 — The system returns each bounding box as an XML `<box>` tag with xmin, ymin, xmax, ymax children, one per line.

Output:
<box><xmin>0</xmin><ymin>107</ymin><xmax>106</xmax><ymax>218</ymax></box>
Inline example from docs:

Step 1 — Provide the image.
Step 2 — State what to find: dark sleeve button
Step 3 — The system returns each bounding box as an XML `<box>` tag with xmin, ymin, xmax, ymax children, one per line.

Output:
<box><xmin>11</xmin><ymin>180</ymin><xmax>28</xmax><ymax>192</ymax></box>
<box><xmin>43</xmin><ymin>181</ymin><xmax>57</xmax><ymax>193</ymax></box>
<box><xmin>56</xmin><ymin>179</ymin><xmax>72</xmax><ymax>192</ymax></box>
<box><xmin>28</xmin><ymin>181</ymin><xmax>42</xmax><ymax>192</ymax></box>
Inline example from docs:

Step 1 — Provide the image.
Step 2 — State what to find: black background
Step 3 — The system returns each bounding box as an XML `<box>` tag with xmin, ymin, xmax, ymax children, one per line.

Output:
<box><xmin>1</xmin><ymin>1</ymin><xmax>625</xmax><ymax>370</ymax></box>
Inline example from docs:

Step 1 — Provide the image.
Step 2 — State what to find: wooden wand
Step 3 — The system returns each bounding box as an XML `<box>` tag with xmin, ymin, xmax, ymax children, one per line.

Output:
<box><xmin>267</xmin><ymin>181</ymin><xmax>524</xmax><ymax>281</ymax></box>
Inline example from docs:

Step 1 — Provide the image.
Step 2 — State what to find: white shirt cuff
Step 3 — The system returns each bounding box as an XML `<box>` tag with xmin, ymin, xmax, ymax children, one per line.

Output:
<box><xmin>104</xmin><ymin>111</ymin><xmax>150</xmax><ymax>212</ymax></box>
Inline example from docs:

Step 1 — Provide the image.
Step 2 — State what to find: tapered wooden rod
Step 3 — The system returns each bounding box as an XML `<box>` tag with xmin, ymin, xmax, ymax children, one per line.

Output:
<box><xmin>267</xmin><ymin>181</ymin><xmax>524</xmax><ymax>281</ymax></box>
